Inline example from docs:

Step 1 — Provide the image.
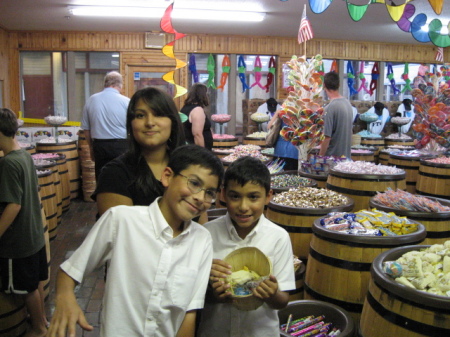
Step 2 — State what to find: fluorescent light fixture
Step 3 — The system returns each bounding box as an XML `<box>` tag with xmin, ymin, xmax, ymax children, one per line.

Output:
<box><xmin>68</xmin><ymin>6</ymin><xmax>266</xmax><ymax>22</ymax></box>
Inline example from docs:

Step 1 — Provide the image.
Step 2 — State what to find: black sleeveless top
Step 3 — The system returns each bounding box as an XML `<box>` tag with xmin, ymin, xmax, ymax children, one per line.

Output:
<box><xmin>181</xmin><ymin>104</ymin><xmax>213</xmax><ymax>150</ymax></box>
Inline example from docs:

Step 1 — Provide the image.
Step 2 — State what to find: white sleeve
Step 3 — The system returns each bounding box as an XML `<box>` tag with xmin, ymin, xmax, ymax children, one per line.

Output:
<box><xmin>272</xmin><ymin>231</ymin><xmax>296</xmax><ymax>291</ymax></box>
<box><xmin>256</xmin><ymin>103</ymin><xmax>267</xmax><ymax>114</ymax></box>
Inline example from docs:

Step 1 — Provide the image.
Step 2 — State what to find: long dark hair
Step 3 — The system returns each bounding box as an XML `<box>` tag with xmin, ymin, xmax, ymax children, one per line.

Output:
<box><xmin>125</xmin><ymin>87</ymin><xmax>186</xmax><ymax>197</ymax></box>
<box><xmin>184</xmin><ymin>83</ymin><xmax>209</xmax><ymax>108</ymax></box>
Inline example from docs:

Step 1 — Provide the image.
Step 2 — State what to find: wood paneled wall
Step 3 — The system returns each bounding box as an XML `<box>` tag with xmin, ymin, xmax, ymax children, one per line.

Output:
<box><xmin>0</xmin><ymin>27</ymin><xmax>10</xmax><ymax>108</ymax></box>
<box><xmin>4</xmin><ymin>30</ymin><xmax>442</xmax><ymax>113</ymax></box>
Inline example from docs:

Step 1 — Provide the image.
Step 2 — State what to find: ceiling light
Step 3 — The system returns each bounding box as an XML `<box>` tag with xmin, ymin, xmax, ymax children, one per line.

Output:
<box><xmin>68</xmin><ymin>6</ymin><xmax>266</xmax><ymax>22</ymax></box>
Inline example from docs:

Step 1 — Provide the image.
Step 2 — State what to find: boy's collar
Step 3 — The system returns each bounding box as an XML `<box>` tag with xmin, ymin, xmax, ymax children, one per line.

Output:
<box><xmin>152</xmin><ymin>198</ymin><xmax>192</xmax><ymax>239</ymax></box>
<box><xmin>225</xmin><ymin>213</ymin><xmax>263</xmax><ymax>240</ymax></box>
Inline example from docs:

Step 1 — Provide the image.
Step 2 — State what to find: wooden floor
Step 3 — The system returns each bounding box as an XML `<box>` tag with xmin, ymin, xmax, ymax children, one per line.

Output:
<box><xmin>45</xmin><ymin>198</ymin><xmax>104</xmax><ymax>337</ymax></box>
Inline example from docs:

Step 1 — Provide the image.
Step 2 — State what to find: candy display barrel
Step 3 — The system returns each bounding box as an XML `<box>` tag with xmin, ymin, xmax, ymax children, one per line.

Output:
<box><xmin>416</xmin><ymin>159</ymin><xmax>450</xmax><ymax>199</ymax></box>
<box><xmin>0</xmin><ymin>293</ymin><xmax>27</xmax><ymax>337</ymax></box>
<box><xmin>38</xmin><ymin>201</ymin><xmax>51</xmax><ymax>302</ymax></box>
<box><xmin>351</xmin><ymin>151</ymin><xmax>375</xmax><ymax>162</ymax></box>
<box><xmin>81</xmin><ymin>160</ymin><xmax>96</xmax><ymax>202</ymax></box>
<box><xmin>388</xmin><ymin>154</ymin><xmax>435</xmax><ymax>194</ymax></box>
<box><xmin>359</xmin><ymin>245</ymin><xmax>450</xmax><ymax>337</ymax></box>
<box><xmin>266</xmin><ymin>198</ymin><xmax>354</xmax><ymax>260</ymax></box>
<box><xmin>352</xmin><ymin>134</ymin><xmax>361</xmax><ymax>146</ymax></box>
<box><xmin>279</xmin><ymin>300</ymin><xmax>355</xmax><ymax>337</ymax></box>
<box><xmin>212</xmin><ymin>137</ymin><xmax>239</xmax><ymax>149</ymax></box>
<box><xmin>378</xmin><ymin>150</ymin><xmax>390</xmax><ymax>166</ymax></box>
<box><xmin>24</xmin><ymin>144</ymin><xmax>36</xmax><ymax>155</ymax></box>
<box><xmin>305</xmin><ymin>219</ymin><xmax>426</xmax><ymax>325</ymax></box>
<box><xmin>242</xmin><ymin>137</ymin><xmax>266</xmax><ymax>148</ymax></box>
<box><xmin>54</xmin><ymin>153</ymin><xmax>70</xmax><ymax>213</ymax></box>
<box><xmin>298</xmin><ymin>170</ymin><xmax>328</xmax><ymax>189</ymax></box>
<box><xmin>36</xmin><ymin>165</ymin><xmax>58</xmax><ymax>240</ymax></box>
<box><xmin>384</xmin><ymin>138</ymin><xmax>415</xmax><ymax>147</ymax></box>
<box><xmin>36</xmin><ymin>141</ymin><xmax>80</xmax><ymax>200</ymax></box>
<box><xmin>326</xmin><ymin>168</ymin><xmax>406</xmax><ymax>211</ymax></box>
<box><xmin>271</xmin><ymin>171</ymin><xmax>317</xmax><ymax>194</ymax></box>
<box><xmin>369</xmin><ymin>197</ymin><xmax>450</xmax><ymax>245</ymax></box>
<box><xmin>360</xmin><ymin>137</ymin><xmax>385</xmax><ymax>163</ymax></box>
<box><xmin>212</xmin><ymin>148</ymin><xmax>233</xmax><ymax>160</ymax></box>
<box><xmin>288</xmin><ymin>263</ymin><xmax>306</xmax><ymax>302</ymax></box>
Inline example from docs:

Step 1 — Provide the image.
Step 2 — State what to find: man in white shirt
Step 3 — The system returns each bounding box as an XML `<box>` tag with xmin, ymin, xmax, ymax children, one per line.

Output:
<box><xmin>256</xmin><ymin>98</ymin><xmax>282</xmax><ymax>131</ymax></box>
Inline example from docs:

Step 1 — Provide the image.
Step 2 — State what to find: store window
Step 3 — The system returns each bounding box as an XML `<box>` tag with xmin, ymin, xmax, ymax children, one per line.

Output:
<box><xmin>20</xmin><ymin>51</ymin><xmax>119</xmax><ymax>121</ymax></box>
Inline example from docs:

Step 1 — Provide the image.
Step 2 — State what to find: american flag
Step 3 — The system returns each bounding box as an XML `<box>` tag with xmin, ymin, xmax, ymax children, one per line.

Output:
<box><xmin>436</xmin><ymin>47</ymin><xmax>444</xmax><ymax>63</ymax></box>
<box><xmin>298</xmin><ymin>6</ymin><xmax>314</xmax><ymax>44</ymax></box>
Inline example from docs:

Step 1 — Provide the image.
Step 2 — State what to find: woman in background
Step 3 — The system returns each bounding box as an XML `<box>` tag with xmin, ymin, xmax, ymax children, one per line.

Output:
<box><xmin>181</xmin><ymin>83</ymin><xmax>213</xmax><ymax>150</ymax></box>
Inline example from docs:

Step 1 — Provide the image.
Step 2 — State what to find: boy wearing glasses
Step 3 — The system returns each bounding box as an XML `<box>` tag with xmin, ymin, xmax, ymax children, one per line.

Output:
<box><xmin>198</xmin><ymin>156</ymin><xmax>295</xmax><ymax>337</ymax></box>
<box><xmin>48</xmin><ymin>145</ymin><xmax>223</xmax><ymax>337</ymax></box>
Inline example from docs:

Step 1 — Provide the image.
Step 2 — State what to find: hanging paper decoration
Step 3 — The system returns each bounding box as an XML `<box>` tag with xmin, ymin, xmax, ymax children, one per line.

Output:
<box><xmin>428</xmin><ymin>0</ymin><xmax>444</xmax><ymax>15</ymax></box>
<box><xmin>160</xmin><ymin>3</ymin><xmax>187</xmax><ymax>98</ymax></box>
<box><xmin>410</xmin><ymin>14</ymin><xmax>431</xmax><ymax>43</ymax></box>
<box><xmin>357</xmin><ymin>61</ymin><xmax>370</xmax><ymax>94</ymax></box>
<box><xmin>346</xmin><ymin>61</ymin><xmax>358</xmax><ymax>96</ymax></box>
<box><xmin>385</xmin><ymin>1</ymin><xmax>409</xmax><ymax>22</ymax></box>
<box><xmin>189</xmin><ymin>54</ymin><xmax>199</xmax><ymax>83</ymax></box>
<box><xmin>264</xmin><ymin>56</ymin><xmax>276</xmax><ymax>93</ymax></box>
<box><xmin>238</xmin><ymin>55</ymin><xmax>250</xmax><ymax>93</ymax></box>
<box><xmin>330</xmin><ymin>59</ymin><xmax>338</xmax><ymax>73</ymax></box>
<box><xmin>309</xmin><ymin>0</ymin><xmax>333</xmax><ymax>14</ymax></box>
<box><xmin>369</xmin><ymin>62</ymin><xmax>379</xmax><ymax>95</ymax></box>
<box><xmin>401</xmin><ymin>63</ymin><xmax>412</xmax><ymax>93</ymax></box>
<box><xmin>250</xmin><ymin>56</ymin><xmax>266</xmax><ymax>90</ymax></box>
<box><xmin>428</xmin><ymin>19</ymin><xmax>450</xmax><ymax>48</ymax></box>
<box><xmin>216</xmin><ymin>55</ymin><xmax>230</xmax><ymax>92</ymax></box>
<box><xmin>346</xmin><ymin>0</ymin><xmax>370</xmax><ymax>22</ymax></box>
<box><xmin>387</xmin><ymin>62</ymin><xmax>400</xmax><ymax>95</ymax></box>
<box><xmin>397</xmin><ymin>3</ymin><xmax>415</xmax><ymax>32</ymax></box>
<box><xmin>206</xmin><ymin>54</ymin><xmax>216</xmax><ymax>89</ymax></box>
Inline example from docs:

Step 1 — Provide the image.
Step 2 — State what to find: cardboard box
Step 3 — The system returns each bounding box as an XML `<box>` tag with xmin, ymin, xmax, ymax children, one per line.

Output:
<box><xmin>56</xmin><ymin>126</ymin><xmax>80</xmax><ymax>141</ymax></box>
<box><xmin>29</xmin><ymin>127</ymin><xmax>54</xmax><ymax>144</ymax></box>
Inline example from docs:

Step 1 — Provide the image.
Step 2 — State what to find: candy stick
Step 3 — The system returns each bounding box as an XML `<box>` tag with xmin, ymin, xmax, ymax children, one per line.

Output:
<box><xmin>284</xmin><ymin>314</ymin><xmax>293</xmax><ymax>333</ymax></box>
<box><xmin>290</xmin><ymin>322</ymin><xmax>324</xmax><ymax>336</ymax></box>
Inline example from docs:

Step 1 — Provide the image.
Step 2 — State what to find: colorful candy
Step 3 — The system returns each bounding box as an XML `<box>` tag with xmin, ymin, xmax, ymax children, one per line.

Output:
<box><xmin>373</xmin><ymin>188</ymin><xmax>450</xmax><ymax>212</ymax></box>
<box><xmin>271</xmin><ymin>187</ymin><xmax>349</xmax><ymax>209</ymax></box>
<box><xmin>333</xmin><ymin>161</ymin><xmax>403</xmax><ymax>175</ymax></box>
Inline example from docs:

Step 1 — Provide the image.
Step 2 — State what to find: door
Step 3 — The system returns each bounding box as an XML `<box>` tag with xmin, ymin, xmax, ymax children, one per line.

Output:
<box><xmin>126</xmin><ymin>65</ymin><xmax>178</xmax><ymax>98</ymax></box>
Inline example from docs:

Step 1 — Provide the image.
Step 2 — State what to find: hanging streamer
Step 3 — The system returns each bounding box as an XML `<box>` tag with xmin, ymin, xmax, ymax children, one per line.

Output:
<box><xmin>330</xmin><ymin>59</ymin><xmax>338</xmax><ymax>73</ymax></box>
<box><xmin>160</xmin><ymin>3</ymin><xmax>187</xmax><ymax>98</ymax></box>
<box><xmin>216</xmin><ymin>55</ymin><xmax>231</xmax><ymax>92</ymax></box>
<box><xmin>346</xmin><ymin>0</ymin><xmax>371</xmax><ymax>22</ymax></box>
<box><xmin>238</xmin><ymin>55</ymin><xmax>250</xmax><ymax>93</ymax></box>
<box><xmin>385</xmin><ymin>1</ymin><xmax>409</xmax><ymax>22</ymax></box>
<box><xmin>397</xmin><ymin>3</ymin><xmax>415</xmax><ymax>32</ymax></box>
<box><xmin>401</xmin><ymin>63</ymin><xmax>412</xmax><ymax>93</ymax></box>
<box><xmin>357</xmin><ymin>61</ymin><xmax>370</xmax><ymax>94</ymax></box>
<box><xmin>206</xmin><ymin>54</ymin><xmax>216</xmax><ymax>89</ymax></box>
<box><xmin>250</xmin><ymin>56</ymin><xmax>266</xmax><ymax>90</ymax></box>
<box><xmin>387</xmin><ymin>62</ymin><xmax>400</xmax><ymax>95</ymax></box>
<box><xmin>428</xmin><ymin>0</ymin><xmax>444</xmax><ymax>15</ymax></box>
<box><xmin>309</xmin><ymin>0</ymin><xmax>333</xmax><ymax>14</ymax></box>
<box><xmin>189</xmin><ymin>54</ymin><xmax>199</xmax><ymax>83</ymax></box>
<box><xmin>369</xmin><ymin>62</ymin><xmax>379</xmax><ymax>95</ymax></box>
<box><xmin>346</xmin><ymin>61</ymin><xmax>358</xmax><ymax>96</ymax></box>
<box><xmin>264</xmin><ymin>56</ymin><xmax>276</xmax><ymax>93</ymax></box>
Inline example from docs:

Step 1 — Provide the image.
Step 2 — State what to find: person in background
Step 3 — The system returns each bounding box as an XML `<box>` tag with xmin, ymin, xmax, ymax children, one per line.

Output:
<box><xmin>81</xmin><ymin>71</ymin><xmax>130</xmax><ymax>179</ymax></box>
<box><xmin>181</xmin><ymin>83</ymin><xmax>213</xmax><ymax>150</ymax></box>
<box><xmin>47</xmin><ymin>145</ymin><xmax>224</xmax><ymax>337</ymax></box>
<box><xmin>397</xmin><ymin>95</ymin><xmax>414</xmax><ymax>134</ymax></box>
<box><xmin>257</xmin><ymin>98</ymin><xmax>282</xmax><ymax>131</ymax></box>
<box><xmin>198</xmin><ymin>156</ymin><xmax>295</xmax><ymax>337</ymax></box>
<box><xmin>319</xmin><ymin>72</ymin><xmax>353</xmax><ymax>158</ymax></box>
<box><xmin>366</xmin><ymin>102</ymin><xmax>391</xmax><ymax>135</ymax></box>
<box><xmin>267</xmin><ymin>111</ymin><xmax>299</xmax><ymax>170</ymax></box>
<box><xmin>0</xmin><ymin>108</ymin><xmax>48</xmax><ymax>337</ymax></box>
<box><xmin>92</xmin><ymin>87</ymin><xmax>186</xmax><ymax>217</ymax></box>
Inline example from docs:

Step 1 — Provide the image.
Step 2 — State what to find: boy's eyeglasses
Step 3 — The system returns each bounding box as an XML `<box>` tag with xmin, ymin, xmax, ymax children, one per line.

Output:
<box><xmin>178</xmin><ymin>174</ymin><xmax>217</xmax><ymax>203</ymax></box>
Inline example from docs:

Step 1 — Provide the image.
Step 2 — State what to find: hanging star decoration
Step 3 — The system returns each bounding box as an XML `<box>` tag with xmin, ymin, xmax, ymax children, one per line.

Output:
<box><xmin>264</xmin><ymin>56</ymin><xmax>276</xmax><ymax>93</ymax></box>
<box><xmin>401</xmin><ymin>63</ymin><xmax>413</xmax><ymax>93</ymax></box>
<box><xmin>357</xmin><ymin>61</ymin><xmax>370</xmax><ymax>94</ymax></box>
<box><xmin>238</xmin><ymin>55</ymin><xmax>250</xmax><ymax>93</ymax></box>
<box><xmin>160</xmin><ymin>2</ymin><xmax>187</xmax><ymax>98</ymax></box>
<box><xmin>387</xmin><ymin>62</ymin><xmax>400</xmax><ymax>95</ymax></box>
<box><xmin>346</xmin><ymin>61</ymin><xmax>358</xmax><ymax>96</ymax></box>
<box><xmin>309</xmin><ymin>0</ymin><xmax>449</xmax><ymax>47</ymax></box>
<box><xmin>216</xmin><ymin>55</ymin><xmax>230</xmax><ymax>92</ymax></box>
<box><xmin>206</xmin><ymin>54</ymin><xmax>216</xmax><ymax>89</ymax></box>
<box><xmin>189</xmin><ymin>54</ymin><xmax>199</xmax><ymax>83</ymax></box>
<box><xmin>369</xmin><ymin>62</ymin><xmax>380</xmax><ymax>96</ymax></box>
<box><xmin>250</xmin><ymin>56</ymin><xmax>266</xmax><ymax>90</ymax></box>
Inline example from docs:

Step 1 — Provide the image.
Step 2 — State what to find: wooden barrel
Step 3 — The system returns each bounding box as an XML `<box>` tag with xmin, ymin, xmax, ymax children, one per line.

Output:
<box><xmin>38</xmin><ymin>199</ymin><xmax>51</xmax><ymax>302</ymax></box>
<box><xmin>242</xmin><ymin>137</ymin><xmax>267</xmax><ymax>148</ymax></box>
<box><xmin>326</xmin><ymin>168</ymin><xmax>406</xmax><ymax>212</ymax></box>
<box><xmin>36</xmin><ymin>141</ymin><xmax>80</xmax><ymax>200</ymax></box>
<box><xmin>288</xmin><ymin>263</ymin><xmax>306</xmax><ymax>302</ymax></box>
<box><xmin>81</xmin><ymin>160</ymin><xmax>96</xmax><ymax>202</ymax></box>
<box><xmin>360</xmin><ymin>245</ymin><xmax>450</xmax><ymax>337</ymax></box>
<box><xmin>388</xmin><ymin>154</ymin><xmax>435</xmax><ymax>194</ymax></box>
<box><xmin>265</xmin><ymin>198</ymin><xmax>354</xmax><ymax>260</ymax></box>
<box><xmin>351</xmin><ymin>151</ymin><xmax>375</xmax><ymax>162</ymax></box>
<box><xmin>0</xmin><ymin>293</ymin><xmax>27</xmax><ymax>337</ymax></box>
<box><xmin>212</xmin><ymin>149</ymin><xmax>233</xmax><ymax>160</ymax></box>
<box><xmin>271</xmin><ymin>171</ymin><xmax>317</xmax><ymax>194</ymax></box>
<box><xmin>378</xmin><ymin>150</ymin><xmax>390</xmax><ymax>165</ymax></box>
<box><xmin>23</xmin><ymin>144</ymin><xmax>36</xmax><ymax>155</ymax></box>
<box><xmin>298</xmin><ymin>170</ymin><xmax>328</xmax><ymax>189</ymax></box>
<box><xmin>36</xmin><ymin>167</ymin><xmax>58</xmax><ymax>240</ymax></box>
<box><xmin>370</xmin><ymin>197</ymin><xmax>450</xmax><ymax>245</ymax></box>
<box><xmin>361</xmin><ymin>137</ymin><xmax>385</xmax><ymax>163</ymax></box>
<box><xmin>304</xmin><ymin>219</ymin><xmax>426</xmax><ymax>325</ymax></box>
<box><xmin>352</xmin><ymin>134</ymin><xmax>361</xmax><ymax>146</ymax></box>
<box><xmin>212</xmin><ymin>137</ymin><xmax>239</xmax><ymax>149</ymax></box>
<box><xmin>54</xmin><ymin>153</ymin><xmax>70</xmax><ymax>213</ymax></box>
<box><xmin>416</xmin><ymin>158</ymin><xmax>450</xmax><ymax>199</ymax></box>
<box><xmin>384</xmin><ymin>137</ymin><xmax>415</xmax><ymax>147</ymax></box>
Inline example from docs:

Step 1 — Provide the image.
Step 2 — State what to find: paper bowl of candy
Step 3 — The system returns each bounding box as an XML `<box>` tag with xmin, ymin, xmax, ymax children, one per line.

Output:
<box><xmin>224</xmin><ymin>247</ymin><xmax>272</xmax><ymax>311</ymax></box>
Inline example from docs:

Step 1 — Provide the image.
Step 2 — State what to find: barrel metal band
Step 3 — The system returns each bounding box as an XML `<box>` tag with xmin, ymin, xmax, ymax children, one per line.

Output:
<box><xmin>419</xmin><ymin>171</ymin><xmax>450</xmax><ymax>179</ymax></box>
<box><xmin>288</xmin><ymin>286</ymin><xmax>304</xmax><ymax>296</ymax></box>
<box><xmin>328</xmin><ymin>173</ymin><xmax>404</xmax><ymax>182</ymax></box>
<box><xmin>326</xmin><ymin>184</ymin><xmax>376</xmax><ymax>196</ymax></box>
<box><xmin>273</xmin><ymin>222</ymin><xmax>312</xmax><ymax>234</ymax></box>
<box><xmin>304</xmin><ymin>283</ymin><xmax>363</xmax><ymax>313</ymax></box>
<box><xmin>414</xmin><ymin>189</ymin><xmax>449</xmax><ymax>199</ymax></box>
<box><xmin>366</xmin><ymin>290</ymin><xmax>450</xmax><ymax>336</ymax></box>
<box><xmin>426</xmin><ymin>230</ymin><xmax>450</xmax><ymax>238</ymax></box>
<box><xmin>309</xmin><ymin>247</ymin><xmax>372</xmax><ymax>271</ymax></box>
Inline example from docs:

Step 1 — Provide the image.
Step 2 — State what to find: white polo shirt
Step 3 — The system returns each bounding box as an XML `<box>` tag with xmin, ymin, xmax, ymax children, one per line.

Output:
<box><xmin>61</xmin><ymin>198</ymin><xmax>213</xmax><ymax>337</ymax></box>
<box><xmin>198</xmin><ymin>213</ymin><xmax>295</xmax><ymax>337</ymax></box>
<box><xmin>366</xmin><ymin>106</ymin><xmax>390</xmax><ymax>135</ymax></box>
<box><xmin>397</xmin><ymin>103</ymin><xmax>414</xmax><ymax>133</ymax></box>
